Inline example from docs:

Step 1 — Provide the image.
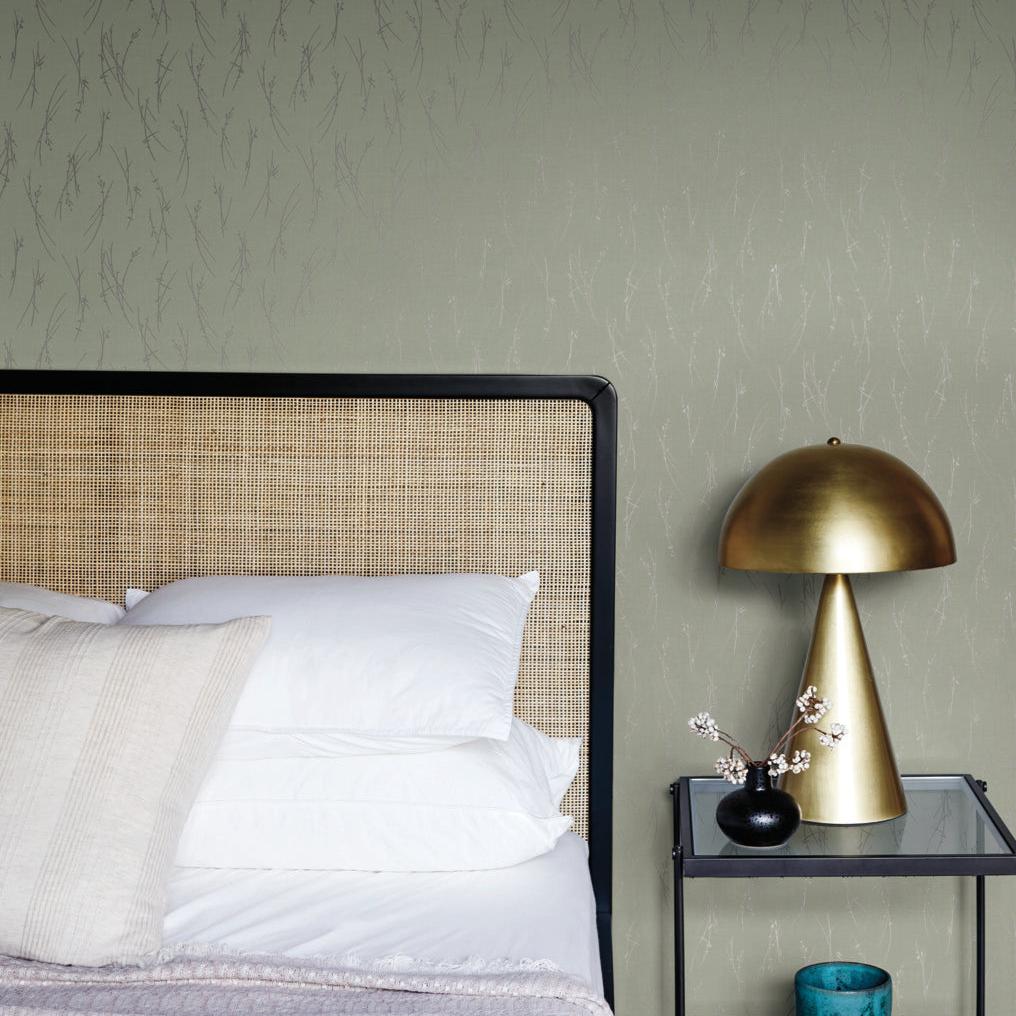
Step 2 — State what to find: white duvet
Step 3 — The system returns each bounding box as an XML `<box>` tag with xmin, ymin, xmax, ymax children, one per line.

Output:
<box><xmin>163</xmin><ymin>832</ymin><xmax>603</xmax><ymax>993</ymax></box>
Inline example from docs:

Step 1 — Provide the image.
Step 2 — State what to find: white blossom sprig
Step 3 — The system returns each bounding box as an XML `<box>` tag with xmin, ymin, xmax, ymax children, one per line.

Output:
<box><xmin>796</xmin><ymin>685</ymin><xmax>831</xmax><ymax>724</ymax></box>
<box><xmin>767</xmin><ymin>687</ymin><xmax>845</xmax><ymax>759</ymax></box>
<box><xmin>818</xmin><ymin>722</ymin><xmax>847</xmax><ymax>748</ymax></box>
<box><xmin>687</xmin><ymin>711</ymin><xmax>753</xmax><ymax>769</ymax></box>
<box><xmin>688</xmin><ymin>687</ymin><xmax>846</xmax><ymax>785</ymax></box>
<box><xmin>715</xmin><ymin>755</ymin><xmax>748</xmax><ymax>784</ymax></box>
<box><xmin>688</xmin><ymin>712</ymin><xmax>720</xmax><ymax>741</ymax></box>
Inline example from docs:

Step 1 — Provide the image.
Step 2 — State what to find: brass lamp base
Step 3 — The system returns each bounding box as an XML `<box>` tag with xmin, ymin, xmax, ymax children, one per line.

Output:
<box><xmin>780</xmin><ymin>573</ymin><xmax>907</xmax><ymax>825</ymax></box>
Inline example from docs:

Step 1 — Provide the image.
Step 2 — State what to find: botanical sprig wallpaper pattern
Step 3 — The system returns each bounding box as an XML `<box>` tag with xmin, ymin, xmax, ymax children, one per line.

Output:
<box><xmin>2</xmin><ymin>1</ymin><xmax>1015</xmax><ymax>1013</ymax></box>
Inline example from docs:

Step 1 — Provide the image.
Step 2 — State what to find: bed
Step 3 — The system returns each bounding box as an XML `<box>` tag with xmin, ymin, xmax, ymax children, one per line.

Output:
<box><xmin>0</xmin><ymin>371</ymin><xmax>617</xmax><ymax>1014</ymax></box>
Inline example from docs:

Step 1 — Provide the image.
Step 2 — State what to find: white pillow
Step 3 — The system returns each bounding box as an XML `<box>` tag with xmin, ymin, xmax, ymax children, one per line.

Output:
<box><xmin>542</xmin><ymin>734</ymin><xmax>583</xmax><ymax>808</ymax></box>
<box><xmin>0</xmin><ymin>582</ymin><xmax>124</xmax><ymax>623</ymax></box>
<box><xmin>215</xmin><ymin>725</ymin><xmax>576</xmax><ymax>787</ymax></box>
<box><xmin>216</xmin><ymin>729</ymin><xmax>473</xmax><ymax>759</ymax></box>
<box><xmin>176</xmin><ymin>719</ymin><xmax>579</xmax><ymax>872</ymax></box>
<box><xmin>121</xmin><ymin>572</ymin><xmax>539</xmax><ymax>740</ymax></box>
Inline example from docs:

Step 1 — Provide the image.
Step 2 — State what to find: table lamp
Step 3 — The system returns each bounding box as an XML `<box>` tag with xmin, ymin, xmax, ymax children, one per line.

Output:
<box><xmin>718</xmin><ymin>438</ymin><xmax>956</xmax><ymax>825</ymax></box>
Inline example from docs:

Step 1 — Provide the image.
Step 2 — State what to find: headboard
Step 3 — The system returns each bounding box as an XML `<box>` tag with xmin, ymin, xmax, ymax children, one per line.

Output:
<box><xmin>0</xmin><ymin>371</ymin><xmax>617</xmax><ymax>1001</ymax></box>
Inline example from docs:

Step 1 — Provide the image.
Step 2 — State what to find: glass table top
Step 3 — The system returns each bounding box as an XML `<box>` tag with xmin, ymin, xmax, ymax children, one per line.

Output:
<box><xmin>688</xmin><ymin>776</ymin><xmax>1014</xmax><ymax>858</ymax></box>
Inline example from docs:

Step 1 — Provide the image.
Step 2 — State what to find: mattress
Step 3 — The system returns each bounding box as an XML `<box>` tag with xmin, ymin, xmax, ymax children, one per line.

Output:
<box><xmin>162</xmin><ymin>831</ymin><xmax>603</xmax><ymax>994</ymax></box>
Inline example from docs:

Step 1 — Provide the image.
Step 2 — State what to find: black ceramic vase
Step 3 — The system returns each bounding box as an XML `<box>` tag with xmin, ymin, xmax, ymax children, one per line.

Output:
<box><xmin>716</xmin><ymin>764</ymin><xmax>801</xmax><ymax>848</ymax></box>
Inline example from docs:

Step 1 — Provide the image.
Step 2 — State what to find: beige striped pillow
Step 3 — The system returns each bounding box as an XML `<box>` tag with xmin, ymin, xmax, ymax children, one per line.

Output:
<box><xmin>0</xmin><ymin>607</ymin><xmax>270</xmax><ymax>966</ymax></box>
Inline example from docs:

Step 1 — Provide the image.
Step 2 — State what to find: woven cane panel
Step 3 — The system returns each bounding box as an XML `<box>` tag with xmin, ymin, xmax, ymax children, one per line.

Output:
<box><xmin>0</xmin><ymin>393</ymin><xmax>592</xmax><ymax>835</ymax></box>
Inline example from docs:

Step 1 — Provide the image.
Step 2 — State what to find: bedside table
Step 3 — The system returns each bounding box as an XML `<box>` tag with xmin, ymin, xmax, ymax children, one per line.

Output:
<box><xmin>670</xmin><ymin>774</ymin><xmax>1016</xmax><ymax>1016</ymax></box>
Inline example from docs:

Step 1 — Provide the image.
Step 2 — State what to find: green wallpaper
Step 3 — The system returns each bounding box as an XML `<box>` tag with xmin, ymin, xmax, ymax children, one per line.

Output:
<box><xmin>3</xmin><ymin>1</ymin><xmax>1015</xmax><ymax>1013</ymax></box>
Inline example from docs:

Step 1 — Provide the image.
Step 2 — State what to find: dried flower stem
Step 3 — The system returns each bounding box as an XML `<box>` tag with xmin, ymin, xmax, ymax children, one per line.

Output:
<box><xmin>767</xmin><ymin>714</ymin><xmax>813</xmax><ymax>758</ymax></box>
<box><xmin>715</xmin><ymin>729</ymin><xmax>754</xmax><ymax>765</ymax></box>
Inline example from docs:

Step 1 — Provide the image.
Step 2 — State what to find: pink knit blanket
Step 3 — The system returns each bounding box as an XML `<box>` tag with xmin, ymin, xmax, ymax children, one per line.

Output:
<box><xmin>0</xmin><ymin>949</ymin><xmax>613</xmax><ymax>1015</ymax></box>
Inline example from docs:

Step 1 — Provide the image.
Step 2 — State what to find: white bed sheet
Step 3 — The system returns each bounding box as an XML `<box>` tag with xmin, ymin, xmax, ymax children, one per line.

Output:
<box><xmin>163</xmin><ymin>832</ymin><xmax>603</xmax><ymax>994</ymax></box>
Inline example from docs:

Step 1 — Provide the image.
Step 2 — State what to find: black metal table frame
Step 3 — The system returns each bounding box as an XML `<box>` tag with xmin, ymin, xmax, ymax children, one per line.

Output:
<box><xmin>670</xmin><ymin>774</ymin><xmax>1016</xmax><ymax>1016</ymax></box>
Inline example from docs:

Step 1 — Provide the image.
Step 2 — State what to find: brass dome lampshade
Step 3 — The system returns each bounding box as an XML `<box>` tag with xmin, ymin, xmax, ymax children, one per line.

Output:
<box><xmin>719</xmin><ymin>438</ymin><xmax>956</xmax><ymax>825</ymax></box>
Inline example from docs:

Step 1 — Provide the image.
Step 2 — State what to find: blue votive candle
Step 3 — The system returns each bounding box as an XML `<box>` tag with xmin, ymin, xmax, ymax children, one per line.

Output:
<box><xmin>795</xmin><ymin>962</ymin><xmax>892</xmax><ymax>1016</ymax></box>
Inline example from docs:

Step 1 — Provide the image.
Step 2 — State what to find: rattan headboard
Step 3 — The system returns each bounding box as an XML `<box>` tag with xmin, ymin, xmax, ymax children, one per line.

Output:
<box><xmin>0</xmin><ymin>371</ymin><xmax>617</xmax><ymax>998</ymax></box>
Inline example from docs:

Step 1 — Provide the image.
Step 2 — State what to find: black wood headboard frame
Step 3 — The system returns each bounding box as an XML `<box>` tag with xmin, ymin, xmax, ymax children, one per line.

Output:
<box><xmin>0</xmin><ymin>370</ymin><xmax>617</xmax><ymax>1005</ymax></box>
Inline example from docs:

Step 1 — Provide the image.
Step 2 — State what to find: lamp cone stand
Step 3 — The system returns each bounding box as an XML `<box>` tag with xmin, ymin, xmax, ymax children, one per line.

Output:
<box><xmin>779</xmin><ymin>573</ymin><xmax>907</xmax><ymax>825</ymax></box>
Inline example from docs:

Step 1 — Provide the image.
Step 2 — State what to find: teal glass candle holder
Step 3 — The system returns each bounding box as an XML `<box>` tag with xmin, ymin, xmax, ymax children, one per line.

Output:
<box><xmin>795</xmin><ymin>962</ymin><xmax>892</xmax><ymax>1016</ymax></box>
